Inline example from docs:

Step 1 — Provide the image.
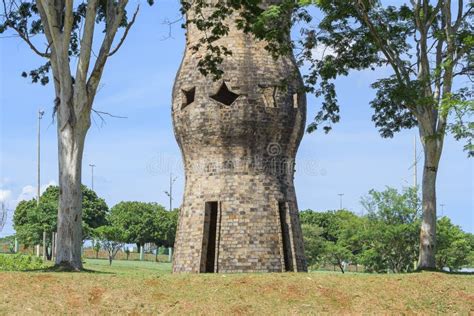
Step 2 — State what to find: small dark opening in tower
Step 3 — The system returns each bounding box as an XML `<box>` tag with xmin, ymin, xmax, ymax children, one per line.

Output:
<box><xmin>181</xmin><ymin>87</ymin><xmax>196</xmax><ymax>109</ymax></box>
<box><xmin>279</xmin><ymin>202</ymin><xmax>292</xmax><ymax>272</ymax></box>
<box><xmin>210</xmin><ymin>82</ymin><xmax>239</xmax><ymax>106</ymax></box>
<box><xmin>203</xmin><ymin>201</ymin><xmax>218</xmax><ymax>273</ymax></box>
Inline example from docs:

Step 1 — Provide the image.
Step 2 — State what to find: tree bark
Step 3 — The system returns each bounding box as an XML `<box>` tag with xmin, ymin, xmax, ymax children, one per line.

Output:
<box><xmin>55</xmin><ymin>106</ymin><xmax>90</xmax><ymax>270</ymax></box>
<box><xmin>418</xmin><ymin>135</ymin><xmax>441</xmax><ymax>270</ymax></box>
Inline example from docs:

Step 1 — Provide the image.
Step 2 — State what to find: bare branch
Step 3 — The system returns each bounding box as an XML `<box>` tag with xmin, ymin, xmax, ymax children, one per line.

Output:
<box><xmin>426</xmin><ymin>0</ymin><xmax>443</xmax><ymax>28</ymax></box>
<box><xmin>38</xmin><ymin>0</ymin><xmax>61</xmax><ymax>55</ymax></box>
<box><xmin>108</xmin><ymin>5</ymin><xmax>139</xmax><ymax>57</ymax></box>
<box><xmin>87</xmin><ymin>0</ymin><xmax>129</xmax><ymax>102</ymax></box>
<box><xmin>75</xmin><ymin>0</ymin><xmax>99</xmax><ymax>89</ymax></box>
<box><xmin>354</xmin><ymin>1</ymin><xmax>411</xmax><ymax>86</ymax></box>
<box><xmin>92</xmin><ymin>109</ymin><xmax>128</xmax><ymax>119</ymax></box>
<box><xmin>35</xmin><ymin>0</ymin><xmax>60</xmax><ymax>96</ymax></box>
<box><xmin>92</xmin><ymin>108</ymin><xmax>127</xmax><ymax>127</ymax></box>
<box><xmin>1</xmin><ymin>0</ymin><xmax>50</xmax><ymax>57</ymax></box>
<box><xmin>453</xmin><ymin>0</ymin><xmax>463</xmax><ymax>31</ymax></box>
<box><xmin>9</xmin><ymin>24</ymin><xmax>50</xmax><ymax>57</ymax></box>
<box><xmin>62</xmin><ymin>0</ymin><xmax>74</xmax><ymax>55</ymax></box>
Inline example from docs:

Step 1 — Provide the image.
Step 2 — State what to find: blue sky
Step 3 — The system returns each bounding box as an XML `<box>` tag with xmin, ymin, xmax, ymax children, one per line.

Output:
<box><xmin>0</xmin><ymin>1</ymin><xmax>472</xmax><ymax>237</ymax></box>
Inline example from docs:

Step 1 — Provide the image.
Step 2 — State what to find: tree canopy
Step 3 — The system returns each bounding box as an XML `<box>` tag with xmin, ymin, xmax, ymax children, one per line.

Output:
<box><xmin>109</xmin><ymin>201</ymin><xmax>177</xmax><ymax>248</ymax></box>
<box><xmin>13</xmin><ymin>185</ymin><xmax>108</xmax><ymax>247</ymax></box>
<box><xmin>436</xmin><ymin>216</ymin><xmax>473</xmax><ymax>271</ymax></box>
<box><xmin>301</xmin><ymin>186</ymin><xmax>473</xmax><ymax>273</ymax></box>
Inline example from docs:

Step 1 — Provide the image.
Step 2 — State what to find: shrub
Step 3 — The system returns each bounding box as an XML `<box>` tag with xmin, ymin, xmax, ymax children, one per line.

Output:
<box><xmin>0</xmin><ymin>254</ymin><xmax>47</xmax><ymax>271</ymax></box>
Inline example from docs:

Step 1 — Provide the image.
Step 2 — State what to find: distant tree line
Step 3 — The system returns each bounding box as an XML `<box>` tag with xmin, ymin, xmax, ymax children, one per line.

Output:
<box><xmin>301</xmin><ymin>187</ymin><xmax>474</xmax><ymax>273</ymax></box>
<box><xmin>12</xmin><ymin>186</ymin><xmax>178</xmax><ymax>264</ymax></box>
<box><xmin>10</xmin><ymin>185</ymin><xmax>472</xmax><ymax>271</ymax></box>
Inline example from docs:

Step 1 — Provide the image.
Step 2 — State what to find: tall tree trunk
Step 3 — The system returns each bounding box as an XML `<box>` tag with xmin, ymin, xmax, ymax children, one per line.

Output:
<box><xmin>55</xmin><ymin>105</ymin><xmax>89</xmax><ymax>270</ymax></box>
<box><xmin>418</xmin><ymin>136</ymin><xmax>441</xmax><ymax>270</ymax></box>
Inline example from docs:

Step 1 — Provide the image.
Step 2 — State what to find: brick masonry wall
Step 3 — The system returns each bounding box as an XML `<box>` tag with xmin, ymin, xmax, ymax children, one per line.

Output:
<box><xmin>172</xmin><ymin>3</ymin><xmax>307</xmax><ymax>273</ymax></box>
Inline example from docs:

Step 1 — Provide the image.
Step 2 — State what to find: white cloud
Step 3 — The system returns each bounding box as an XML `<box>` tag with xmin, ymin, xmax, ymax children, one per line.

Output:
<box><xmin>41</xmin><ymin>181</ymin><xmax>57</xmax><ymax>194</ymax></box>
<box><xmin>2</xmin><ymin>180</ymin><xmax>57</xmax><ymax>208</ymax></box>
<box><xmin>311</xmin><ymin>45</ymin><xmax>336</xmax><ymax>60</ymax></box>
<box><xmin>17</xmin><ymin>185</ymin><xmax>36</xmax><ymax>203</ymax></box>
<box><xmin>0</xmin><ymin>190</ymin><xmax>12</xmax><ymax>203</ymax></box>
<box><xmin>0</xmin><ymin>180</ymin><xmax>56</xmax><ymax>237</ymax></box>
<box><xmin>0</xmin><ymin>177</ymin><xmax>11</xmax><ymax>188</ymax></box>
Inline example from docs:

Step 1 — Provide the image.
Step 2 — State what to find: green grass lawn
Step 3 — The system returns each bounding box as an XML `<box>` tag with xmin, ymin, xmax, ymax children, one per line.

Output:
<box><xmin>0</xmin><ymin>259</ymin><xmax>473</xmax><ymax>315</ymax></box>
<box><xmin>84</xmin><ymin>258</ymin><xmax>172</xmax><ymax>276</ymax></box>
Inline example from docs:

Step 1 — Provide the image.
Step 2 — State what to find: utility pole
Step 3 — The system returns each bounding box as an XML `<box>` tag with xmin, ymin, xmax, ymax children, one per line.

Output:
<box><xmin>37</xmin><ymin>109</ymin><xmax>44</xmax><ymax>205</ymax></box>
<box><xmin>338</xmin><ymin>193</ymin><xmax>344</xmax><ymax>210</ymax></box>
<box><xmin>440</xmin><ymin>204</ymin><xmax>445</xmax><ymax>217</ymax></box>
<box><xmin>410</xmin><ymin>135</ymin><xmax>420</xmax><ymax>212</ymax></box>
<box><xmin>413</xmin><ymin>135</ymin><xmax>418</xmax><ymax>189</ymax></box>
<box><xmin>89</xmin><ymin>164</ymin><xmax>96</xmax><ymax>190</ymax></box>
<box><xmin>38</xmin><ymin>109</ymin><xmax>46</xmax><ymax>260</ymax></box>
<box><xmin>164</xmin><ymin>173</ymin><xmax>177</xmax><ymax>212</ymax></box>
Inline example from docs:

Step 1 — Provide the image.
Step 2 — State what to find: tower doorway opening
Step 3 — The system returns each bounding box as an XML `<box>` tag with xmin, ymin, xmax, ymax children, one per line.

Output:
<box><xmin>279</xmin><ymin>202</ymin><xmax>293</xmax><ymax>272</ymax></box>
<box><xmin>202</xmin><ymin>201</ymin><xmax>218</xmax><ymax>273</ymax></box>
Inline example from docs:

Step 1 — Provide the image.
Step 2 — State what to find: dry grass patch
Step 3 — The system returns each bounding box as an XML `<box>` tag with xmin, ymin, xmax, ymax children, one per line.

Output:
<box><xmin>0</xmin><ymin>259</ymin><xmax>472</xmax><ymax>315</ymax></box>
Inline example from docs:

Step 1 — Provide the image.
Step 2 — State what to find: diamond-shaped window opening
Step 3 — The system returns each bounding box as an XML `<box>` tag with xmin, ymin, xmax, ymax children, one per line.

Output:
<box><xmin>210</xmin><ymin>82</ymin><xmax>239</xmax><ymax>106</ymax></box>
<box><xmin>181</xmin><ymin>87</ymin><xmax>196</xmax><ymax>109</ymax></box>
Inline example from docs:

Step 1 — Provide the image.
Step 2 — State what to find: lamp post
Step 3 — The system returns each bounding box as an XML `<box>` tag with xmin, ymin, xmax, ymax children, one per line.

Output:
<box><xmin>37</xmin><ymin>109</ymin><xmax>46</xmax><ymax>260</ymax></box>
<box><xmin>338</xmin><ymin>193</ymin><xmax>344</xmax><ymax>210</ymax></box>
<box><xmin>164</xmin><ymin>173</ymin><xmax>178</xmax><ymax>212</ymax></box>
<box><xmin>89</xmin><ymin>164</ymin><xmax>96</xmax><ymax>190</ymax></box>
<box><xmin>37</xmin><ymin>109</ymin><xmax>44</xmax><ymax>205</ymax></box>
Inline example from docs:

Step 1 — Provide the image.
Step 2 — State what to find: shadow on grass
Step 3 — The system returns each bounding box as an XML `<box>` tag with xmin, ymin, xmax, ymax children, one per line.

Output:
<box><xmin>412</xmin><ymin>268</ymin><xmax>474</xmax><ymax>275</ymax></box>
<box><xmin>20</xmin><ymin>266</ymin><xmax>115</xmax><ymax>274</ymax></box>
<box><xmin>438</xmin><ymin>270</ymin><xmax>474</xmax><ymax>275</ymax></box>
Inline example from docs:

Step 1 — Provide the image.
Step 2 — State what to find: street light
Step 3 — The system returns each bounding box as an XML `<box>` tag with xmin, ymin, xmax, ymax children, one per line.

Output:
<box><xmin>89</xmin><ymin>164</ymin><xmax>96</xmax><ymax>190</ymax></box>
<box><xmin>164</xmin><ymin>172</ymin><xmax>178</xmax><ymax>212</ymax></box>
<box><xmin>37</xmin><ymin>109</ymin><xmax>44</xmax><ymax>206</ymax></box>
<box><xmin>338</xmin><ymin>193</ymin><xmax>344</xmax><ymax>210</ymax></box>
<box><xmin>37</xmin><ymin>109</ymin><xmax>46</xmax><ymax>260</ymax></box>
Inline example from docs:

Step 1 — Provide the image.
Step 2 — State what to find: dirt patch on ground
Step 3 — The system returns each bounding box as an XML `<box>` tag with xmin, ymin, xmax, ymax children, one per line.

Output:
<box><xmin>230</xmin><ymin>304</ymin><xmax>252</xmax><ymax>315</ymax></box>
<box><xmin>88</xmin><ymin>287</ymin><xmax>106</xmax><ymax>304</ymax></box>
<box><xmin>144</xmin><ymin>278</ymin><xmax>163</xmax><ymax>287</ymax></box>
<box><xmin>66</xmin><ymin>292</ymin><xmax>82</xmax><ymax>309</ymax></box>
<box><xmin>457</xmin><ymin>290</ymin><xmax>474</xmax><ymax>303</ymax></box>
<box><xmin>31</xmin><ymin>274</ymin><xmax>55</xmax><ymax>282</ymax></box>
<box><xmin>284</xmin><ymin>284</ymin><xmax>306</xmax><ymax>300</ymax></box>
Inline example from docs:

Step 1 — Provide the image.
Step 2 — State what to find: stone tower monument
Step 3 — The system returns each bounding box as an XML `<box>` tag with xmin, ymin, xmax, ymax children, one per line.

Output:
<box><xmin>172</xmin><ymin>3</ymin><xmax>307</xmax><ymax>273</ymax></box>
